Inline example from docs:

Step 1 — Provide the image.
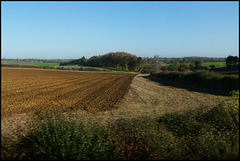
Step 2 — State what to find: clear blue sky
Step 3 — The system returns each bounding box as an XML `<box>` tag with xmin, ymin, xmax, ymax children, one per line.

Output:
<box><xmin>1</xmin><ymin>1</ymin><xmax>239</xmax><ymax>59</ymax></box>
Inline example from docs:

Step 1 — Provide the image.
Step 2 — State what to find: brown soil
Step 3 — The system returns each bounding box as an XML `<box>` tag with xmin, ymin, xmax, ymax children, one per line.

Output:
<box><xmin>1</xmin><ymin>68</ymin><xmax>134</xmax><ymax>118</ymax></box>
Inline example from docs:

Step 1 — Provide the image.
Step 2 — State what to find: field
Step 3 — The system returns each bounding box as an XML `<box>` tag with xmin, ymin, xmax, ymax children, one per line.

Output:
<box><xmin>1</xmin><ymin>61</ymin><xmax>138</xmax><ymax>74</ymax></box>
<box><xmin>1</xmin><ymin>68</ymin><xmax>135</xmax><ymax>118</ymax></box>
<box><xmin>2</xmin><ymin>68</ymin><xmax>238</xmax><ymax>160</ymax></box>
<box><xmin>203</xmin><ymin>61</ymin><xmax>227</xmax><ymax>68</ymax></box>
<box><xmin>1</xmin><ymin>61</ymin><xmax>59</xmax><ymax>66</ymax></box>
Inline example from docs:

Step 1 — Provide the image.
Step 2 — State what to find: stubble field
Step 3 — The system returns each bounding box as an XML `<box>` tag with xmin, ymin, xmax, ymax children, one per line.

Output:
<box><xmin>1</xmin><ymin>68</ymin><xmax>135</xmax><ymax>118</ymax></box>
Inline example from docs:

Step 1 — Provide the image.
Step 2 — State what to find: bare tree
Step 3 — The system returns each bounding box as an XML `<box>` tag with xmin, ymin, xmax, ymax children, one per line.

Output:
<box><xmin>151</xmin><ymin>55</ymin><xmax>162</xmax><ymax>70</ymax></box>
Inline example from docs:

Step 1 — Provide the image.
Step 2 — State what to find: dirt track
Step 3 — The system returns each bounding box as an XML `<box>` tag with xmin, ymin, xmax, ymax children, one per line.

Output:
<box><xmin>1</xmin><ymin>73</ymin><xmax>228</xmax><ymax>142</ymax></box>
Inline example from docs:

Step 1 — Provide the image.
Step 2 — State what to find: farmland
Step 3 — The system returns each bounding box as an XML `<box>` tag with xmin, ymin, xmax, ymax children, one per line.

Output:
<box><xmin>1</xmin><ymin>60</ymin><xmax>59</xmax><ymax>66</ymax></box>
<box><xmin>1</xmin><ymin>68</ymin><xmax>135</xmax><ymax>118</ymax></box>
<box><xmin>1</xmin><ymin>67</ymin><xmax>238</xmax><ymax>160</ymax></box>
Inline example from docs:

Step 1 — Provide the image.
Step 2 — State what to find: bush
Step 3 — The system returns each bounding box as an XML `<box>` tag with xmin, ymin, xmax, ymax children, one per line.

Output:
<box><xmin>56</xmin><ymin>66</ymin><xmax>65</xmax><ymax>70</ymax></box>
<box><xmin>156</xmin><ymin>90</ymin><xmax>239</xmax><ymax>159</ymax></box>
<box><xmin>107</xmin><ymin>117</ymin><xmax>176</xmax><ymax>160</ymax></box>
<box><xmin>42</xmin><ymin>66</ymin><xmax>54</xmax><ymax>69</ymax></box>
<box><xmin>157</xmin><ymin>112</ymin><xmax>202</xmax><ymax>137</ymax></box>
<box><xmin>1</xmin><ymin>109</ymin><xmax>119</xmax><ymax>160</ymax></box>
<box><xmin>198</xmin><ymin>90</ymin><xmax>239</xmax><ymax>128</ymax></box>
<box><xmin>140</xmin><ymin>64</ymin><xmax>155</xmax><ymax>73</ymax></box>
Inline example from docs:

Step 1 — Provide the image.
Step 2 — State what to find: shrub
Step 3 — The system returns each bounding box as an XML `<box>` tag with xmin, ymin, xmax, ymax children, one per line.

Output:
<box><xmin>156</xmin><ymin>91</ymin><xmax>239</xmax><ymax>159</ymax></box>
<box><xmin>1</xmin><ymin>110</ymin><xmax>119</xmax><ymax>160</ymax></box>
<box><xmin>140</xmin><ymin>64</ymin><xmax>155</xmax><ymax>73</ymax></box>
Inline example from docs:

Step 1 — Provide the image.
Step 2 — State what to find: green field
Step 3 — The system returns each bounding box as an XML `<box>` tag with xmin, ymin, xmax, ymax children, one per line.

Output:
<box><xmin>1</xmin><ymin>61</ymin><xmax>137</xmax><ymax>74</ymax></box>
<box><xmin>163</xmin><ymin>62</ymin><xmax>227</xmax><ymax>69</ymax></box>
<box><xmin>203</xmin><ymin>62</ymin><xmax>227</xmax><ymax>69</ymax></box>
<box><xmin>1</xmin><ymin>61</ymin><xmax>59</xmax><ymax>66</ymax></box>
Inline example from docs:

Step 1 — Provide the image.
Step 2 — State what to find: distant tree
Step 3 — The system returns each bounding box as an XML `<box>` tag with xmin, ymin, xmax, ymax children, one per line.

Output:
<box><xmin>160</xmin><ymin>66</ymin><xmax>167</xmax><ymax>71</ymax></box>
<box><xmin>175</xmin><ymin>62</ymin><xmax>181</xmax><ymax>68</ymax></box>
<box><xmin>87</xmin><ymin>56</ymin><xmax>101</xmax><ymax>67</ymax></box>
<box><xmin>128</xmin><ymin>56</ymin><xmax>138</xmax><ymax>71</ymax></box>
<box><xmin>86</xmin><ymin>51</ymin><xmax>138</xmax><ymax>71</ymax></box>
<box><xmin>137</xmin><ymin>57</ymin><xmax>143</xmax><ymax>66</ymax></box>
<box><xmin>194</xmin><ymin>60</ymin><xmax>204</xmax><ymax>70</ymax></box>
<box><xmin>189</xmin><ymin>62</ymin><xmax>195</xmax><ymax>71</ymax></box>
<box><xmin>195</xmin><ymin>60</ymin><xmax>203</xmax><ymax>67</ymax></box>
<box><xmin>226</xmin><ymin>55</ymin><xmax>239</xmax><ymax>67</ymax></box>
<box><xmin>209</xmin><ymin>65</ymin><xmax>215</xmax><ymax>71</ymax></box>
<box><xmin>151</xmin><ymin>55</ymin><xmax>162</xmax><ymax>71</ymax></box>
<box><xmin>79</xmin><ymin>56</ymin><xmax>87</xmax><ymax>66</ymax></box>
<box><xmin>167</xmin><ymin>64</ymin><xmax>178</xmax><ymax>71</ymax></box>
<box><xmin>178</xmin><ymin>62</ymin><xmax>189</xmax><ymax>72</ymax></box>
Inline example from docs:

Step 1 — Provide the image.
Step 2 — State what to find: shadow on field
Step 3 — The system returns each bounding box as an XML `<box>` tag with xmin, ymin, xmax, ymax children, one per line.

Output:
<box><xmin>142</xmin><ymin>75</ymin><xmax>231</xmax><ymax>96</ymax></box>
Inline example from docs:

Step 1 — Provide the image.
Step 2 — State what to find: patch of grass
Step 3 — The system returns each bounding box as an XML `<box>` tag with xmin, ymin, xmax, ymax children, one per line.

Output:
<box><xmin>203</xmin><ymin>62</ymin><xmax>227</xmax><ymax>69</ymax></box>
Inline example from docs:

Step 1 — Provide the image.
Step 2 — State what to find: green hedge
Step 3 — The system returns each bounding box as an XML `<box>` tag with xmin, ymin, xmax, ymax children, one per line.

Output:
<box><xmin>151</xmin><ymin>71</ymin><xmax>239</xmax><ymax>93</ymax></box>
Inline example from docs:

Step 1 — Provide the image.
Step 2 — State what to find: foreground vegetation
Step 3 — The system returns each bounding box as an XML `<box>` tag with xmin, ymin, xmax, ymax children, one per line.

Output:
<box><xmin>1</xmin><ymin>90</ymin><xmax>239</xmax><ymax>160</ymax></box>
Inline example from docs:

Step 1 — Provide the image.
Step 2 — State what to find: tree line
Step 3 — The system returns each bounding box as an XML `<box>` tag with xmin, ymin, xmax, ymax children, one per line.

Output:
<box><xmin>5</xmin><ymin>53</ymin><xmax>236</xmax><ymax>72</ymax></box>
<box><xmin>159</xmin><ymin>57</ymin><xmax>226</xmax><ymax>64</ymax></box>
<box><xmin>59</xmin><ymin>53</ymin><xmax>239</xmax><ymax>72</ymax></box>
<box><xmin>60</xmin><ymin>52</ymin><xmax>141</xmax><ymax>71</ymax></box>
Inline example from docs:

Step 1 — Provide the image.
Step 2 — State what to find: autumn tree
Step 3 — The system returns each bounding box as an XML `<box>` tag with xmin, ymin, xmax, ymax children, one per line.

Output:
<box><xmin>86</xmin><ymin>52</ymin><xmax>138</xmax><ymax>71</ymax></box>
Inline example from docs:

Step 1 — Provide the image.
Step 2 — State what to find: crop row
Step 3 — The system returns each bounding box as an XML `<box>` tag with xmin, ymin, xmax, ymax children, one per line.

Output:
<box><xmin>1</xmin><ymin>68</ymin><xmax>135</xmax><ymax>118</ymax></box>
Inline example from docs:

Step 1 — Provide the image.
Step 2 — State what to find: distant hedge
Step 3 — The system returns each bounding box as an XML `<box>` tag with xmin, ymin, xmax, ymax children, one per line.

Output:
<box><xmin>150</xmin><ymin>71</ymin><xmax>239</xmax><ymax>94</ymax></box>
<box><xmin>1</xmin><ymin>64</ymin><xmax>40</xmax><ymax>69</ymax></box>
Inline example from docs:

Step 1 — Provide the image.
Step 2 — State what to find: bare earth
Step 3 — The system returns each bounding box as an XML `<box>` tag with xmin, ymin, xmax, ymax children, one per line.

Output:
<box><xmin>1</xmin><ymin>74</ymin><xmax>228</xmax><ymax>142</ymax></box>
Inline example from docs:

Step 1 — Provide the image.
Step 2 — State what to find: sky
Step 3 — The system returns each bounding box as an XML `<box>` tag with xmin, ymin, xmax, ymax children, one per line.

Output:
<box><xmin>1</xmin><ymin>1</ymin><xmax>239</xmax><ymax>59</ymax></box>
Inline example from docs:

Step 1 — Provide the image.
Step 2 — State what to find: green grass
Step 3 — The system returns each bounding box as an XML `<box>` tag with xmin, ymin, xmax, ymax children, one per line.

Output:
<box><xmin>1</xmin><ymin>91</ymin><xmax>239</xmax><ymax>160</ymax></box>
<box><xmin>203</xmin><ymin>62</ymin><xmax>227</xmax><ymax>69</ymax></box>
<box><xmin>1</xmin><ymin>61</ymin><xmax>59</xmax><ymax>66</ymax></box>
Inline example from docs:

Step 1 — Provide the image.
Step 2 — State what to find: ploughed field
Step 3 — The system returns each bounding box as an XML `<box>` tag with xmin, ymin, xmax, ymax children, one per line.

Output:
<box><xmin>1</xmin><ymin>68</ymin><xmax>135</xmax><ymax>118</ymax></box>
